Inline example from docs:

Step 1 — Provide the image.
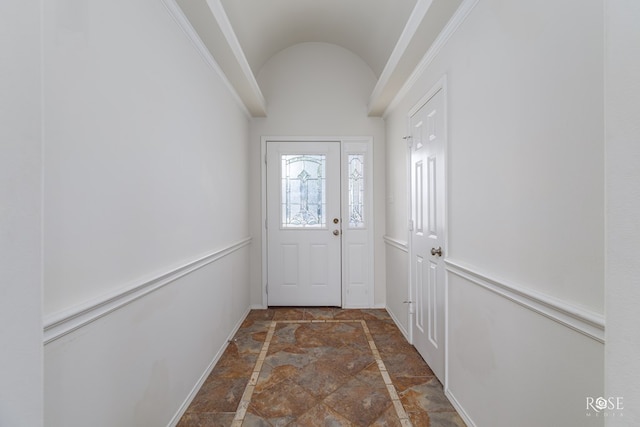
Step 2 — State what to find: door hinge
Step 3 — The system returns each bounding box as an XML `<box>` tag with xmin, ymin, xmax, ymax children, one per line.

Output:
<box><xmin>408</xmin><ymin>220</ymin><xmax>414</xmax><ymax>231</ymax></box>
<box><xmin>403</xmin><ymin>300</ymin><xmax>414</xmax><ymax>314</ymax></box>
<box><xmin>266</xmin><ymin>283</ymin><xmax>268</xmax><ymax>295</ymax></box>
<box><xmin>264</xmin><ymin>154</ymin><xmax>267</xmax><ymax>165</ymax></box>
<box><xmin>265</xmin><ymin>219</ymin><xmax>268</xmax><ymax>229</ymax></box>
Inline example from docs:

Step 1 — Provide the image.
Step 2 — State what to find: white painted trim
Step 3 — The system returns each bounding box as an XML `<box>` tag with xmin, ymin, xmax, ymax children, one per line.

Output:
<box><xmin>384</xmin><ymin>0</ymin><xmax>480</xmax><ymax>117</ymax></box>
<box><xmin>205</xmin><ymin>0</ymin><xmax>267</xmax><ymax>112</ymax></box>
<box><xmin>408</xmin><ymin>75</ymin><xmax>448</xmax><ymax>118</ymax></box>
<box><xmin>160</xmin><ymin>0</ymin><xmax>251</xmax><ymax>118</ymax></box>
<box><xmin>261</xmin><ymin>136</ymin><xmax>376</xmax><ymax>309</ymax></box>
<box><xmin>445</xmin><ymin>258</ymin><xmax>605</xmax><ymax>343</ymax></box>
<box><xmin>167</xmin><ymin>306</ymin><xmax>251</xmax><ymax>427</ymax></box>
<box><xmin>445</xmin><ymin>390</ymin><xmax>477</xmax><ymax>427</ymax></box>
<box><xmin>43</xmin><ymin>238</ymin><xmax>252</xmax><ymax>344</ymax></box>
<box><xmin>368</xmin><ymin>0</ymin><xmax>434</xmax><ymax>113</ymax></box>
<box><xmin>383</xmin><ymin>235</ymin><xmax>408</xmax><ymax>253</ymax></box>
<box><xmin>387</xmin><ymin>305</ymin><xmax>410</xmax><ymax>343</ymax></box>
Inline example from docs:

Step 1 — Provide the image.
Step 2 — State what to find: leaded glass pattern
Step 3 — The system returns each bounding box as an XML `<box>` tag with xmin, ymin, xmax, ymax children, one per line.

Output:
<box><xmin>281</xmin><ymin>155</ymin><xmax>326</xmax><ymax>228</ymax></box>
<box><xmin>348</xmin><ymin>154</ymin><xmax>365</xmax><ymax>228</ymax></box>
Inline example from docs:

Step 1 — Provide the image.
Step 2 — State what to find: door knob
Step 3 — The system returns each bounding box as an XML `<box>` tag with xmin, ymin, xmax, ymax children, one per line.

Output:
<box><xmin>333</xmin><ymin>230</ymin><xmax>340</xmax><ymax>236</ymax></box>
<box><xmin>431</xmin><ymin>247</ymin><xmax>442</xmax><ymax>257</ymax></box>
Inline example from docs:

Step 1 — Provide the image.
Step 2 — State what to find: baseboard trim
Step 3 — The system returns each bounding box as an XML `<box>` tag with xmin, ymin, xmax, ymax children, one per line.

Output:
<box><xmin>43</xmin><ymin>237</ymin><xmax>252</xmax><ymax>344</ymax></box>
<box><xmin>445</xmin><ymin>389</ymin><xmax>477</xmax><ymax>427</ymax></box>
<box><xmin>167</xmin><ymin>306</ymin><xmax>251</xmax><ymax>427</ymax></box>
<box><xmin>386</xmin><ymin>306</ymin><xmax>410</xmax><ymax>343</ymax></box>
<box><xmin>445</xmin><ymin>258</ymin><xmax>605</xmax><ymax>343</ymax></box>
<box><xmin>383</xmin><ymin>235</ymin><xmax>409</xmax><ymax>253</ymax></box>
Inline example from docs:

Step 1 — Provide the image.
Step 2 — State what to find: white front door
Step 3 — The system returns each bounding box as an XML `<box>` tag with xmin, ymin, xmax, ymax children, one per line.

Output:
<box><xmin>410</xmin><ymin>87</ymin><xmax>446</xmax><ymax>383</ymax></box>
<box><xmin>266</xmin><ymin>141</ymin><xmax>342</xmax><ymax>306</ymax></box>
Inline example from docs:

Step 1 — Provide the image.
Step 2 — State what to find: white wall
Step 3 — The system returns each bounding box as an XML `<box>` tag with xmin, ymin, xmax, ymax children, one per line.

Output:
<box><xmin>385</xmin><ymin>0</ymin><xmax>604</xmax><ymax>425</ymax></box>
<box><xmin>249</xmin><ymin>42</ymin><xmax>387</xmax><ymax>307</ymax></box>
<box><xmin>0</xmin><ymin>2</ymin><xmax>44</xmax><ymax>426</ymax></box>
<box><xmin>605</xmin><ymin>1</ymin><xmax>640</xmax><ymax>425</ymax></box>
<box><xmin>42</xmin><ymin>0</ymin><xmax>251</xmax><ymax>425</ymax></box>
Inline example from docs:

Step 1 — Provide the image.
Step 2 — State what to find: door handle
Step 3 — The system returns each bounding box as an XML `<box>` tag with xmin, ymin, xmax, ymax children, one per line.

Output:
<box><xmin>333</xmin><ymin>230</ymin><xmax>340</xmax><ymax>236</ymax></box>
<box><xmin>431</xmin><ymin>247</ymin><xmax>442</xmax><ymax>257</ymax></box>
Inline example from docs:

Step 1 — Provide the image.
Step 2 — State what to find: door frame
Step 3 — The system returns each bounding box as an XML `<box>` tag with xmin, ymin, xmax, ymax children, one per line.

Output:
<box><xmin>261</xmin><ymin>136</ymin><xmax>375</xmax><ymax>308</ymax></box>
<box><xmin>406</xmin><ymin>75</ymin><xmax>449</xmax><ymax>385</ymax></box>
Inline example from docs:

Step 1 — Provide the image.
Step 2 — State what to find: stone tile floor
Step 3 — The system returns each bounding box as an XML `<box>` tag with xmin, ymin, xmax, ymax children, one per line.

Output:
<box><xmin>178</xmin><ymin>308</ymin><xmax>466</xmax><ymax>426</ymax></box>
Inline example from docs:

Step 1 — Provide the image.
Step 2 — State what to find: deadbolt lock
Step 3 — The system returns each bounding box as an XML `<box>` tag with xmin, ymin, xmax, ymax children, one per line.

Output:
<box><xmin>333</xmin><ymin>218</ymin><xmax>339</xmax><ymax>224</ymax></box>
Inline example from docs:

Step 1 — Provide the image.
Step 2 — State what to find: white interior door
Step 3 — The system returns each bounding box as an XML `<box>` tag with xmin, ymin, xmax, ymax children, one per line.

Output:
<box><xmin>410</xmin><ymin>87</ymin><xmax>446</xmax><ymax>382</ymax></box>
<box><xmin>266</xmin><ymin>141</ymin><xmax>342</xmax><ymax>306</ymax></box>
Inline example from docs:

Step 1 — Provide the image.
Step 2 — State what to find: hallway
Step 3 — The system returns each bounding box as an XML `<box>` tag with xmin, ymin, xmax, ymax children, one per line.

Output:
<box><xmin>7</xmin><ymin>0</ymin><xmax>639</xmax><ymax>426</ymax></box>
<box><xmin>178</xmin><ymin>308</ymin><xmax>465</xmax><ymax>426</ymax></box>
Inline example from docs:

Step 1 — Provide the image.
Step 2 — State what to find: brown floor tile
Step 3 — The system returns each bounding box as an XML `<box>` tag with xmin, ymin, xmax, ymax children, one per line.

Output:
<box><xmin>176</xmin><ymin>412</ymin><xmax>235</xmax><ymax>427</ymax></box>
<box><xmin>372</xmin><ymin>332</ymin><xmax>416</xmax><ymax>355</ymax></box>
<box><xmin>365</xmin><ymin>319</ymin><xmax>405</xmax><ymax>335</ymax></box>
<box><xmin>181</xmin><ymin>308</ymin><xmax>466</xmax><ymax>427</ymax></box>
<box><xmin>295</xmin><ymin>322</ymin><xmax>367</xmax><ymax>349</ymax></box>
<box><xmin>390</xmin><ymin>375</ymin><xmax>434</xmax><ymax>393</ymax></box>
<box><xmin>407</xmin><ymin>409</ymin><xmax>431</xmax><ymax>426</ymax></box>
<box><xmin>324</xmin><ymin>346</ymin><xmax>376</xmax><ymax>377</ymax></box>
<box><xmin>186</xmin><ymin>376</ymin><xmax>247</xmax><ymax>413</ymax></box>
<box><xmin>255</xmin><ymin>363</ymin><xmax>300</xmax><ymax>393</ymax></box>
<box><xmin>293</xmin><ymin>403</ymin><xmax>354</xmax><ymax>426</ymax></box>
<box><xmin>324</xmin><ymin>377</ymin><xmax>392</xmax><ymax>426</ymax></box>
<box><xmin>210</xmin><ymin>350</ymin><xmax>257</xmax><ymax>379</ymax></box>
<box><xmin>427</xmin><ymin>411</ymin><xmax>468</xmax><ymax>426</ymax></box>
<box><xmin>361</xmin><ymin>309</ymin><xmax>393</xmax><ymax>321</ymax></box>
<box><xmin>273</xmin><ymin>307</ymin><xmax>305</xmax><ymax>320</ymax></box>
<box><xmin>382</xmin><ymin>351</ymin><xmax>435</xmax><ymax>378</ymax></box>
<box><xmin>244</xmin><ymin>309</ymin><xmax>276</xmax><ymax>323</ymax></box>
<box><xmin>400</xmin><ymin>378</ymin><xmax>458</xmax><ymax>414</ymax></box>
<box><xmin>352</xmin><ymin>362</ymin><xmax>385</xmax><ymax>386</ymax></box>
<box><xmin>371</xmin><ymin>404</ymin><xmax>404</xmax><ymax>427</ymax></box>
<box><xmin>242</xmin><ymin>411</ymin><xmax>272</xmax><ymax>427</ymax></box>
<box><xmin>250</xmin><ymin>379</ymin><xmax>317</xmax><ymax>424</ymax></box>
<box><xmin>333</xmin><ymin>309</ymin><xmax>380</xmax><ymax>321</ymax></box>
<box><xmin>295</xmin><ymin>360</ymin><xmax>353</xmax><ymax>398</ymax></box>
<box><xmin>303</xmin><ymin>307</ymin><xmax>337</xmax><ymax>320</ymax></box>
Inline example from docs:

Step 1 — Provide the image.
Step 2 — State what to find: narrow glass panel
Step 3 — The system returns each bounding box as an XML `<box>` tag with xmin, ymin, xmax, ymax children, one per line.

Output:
<box><xmin>281</xmin><ymin>155</ymin><xmax>326</xmax><ymax>228</ymax></box>
<box><xmin>348</xmin><ymin>154</ymin><xmax>365</xmax><ymax>228</ymax></box>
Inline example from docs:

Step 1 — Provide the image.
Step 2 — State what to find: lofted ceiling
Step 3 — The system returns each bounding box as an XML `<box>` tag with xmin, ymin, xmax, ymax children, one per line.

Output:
<box><xmin>175</xmin><ymin>0</ymin><xmax>463</xmax><ymax>117</ymax></box>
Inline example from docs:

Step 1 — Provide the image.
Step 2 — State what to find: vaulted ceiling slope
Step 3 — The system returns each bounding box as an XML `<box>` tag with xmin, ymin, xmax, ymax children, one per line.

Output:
<box><xmin>174</xmin><ymin>0</ymin><xmax>462</xmax><ymax>117</ymax></box>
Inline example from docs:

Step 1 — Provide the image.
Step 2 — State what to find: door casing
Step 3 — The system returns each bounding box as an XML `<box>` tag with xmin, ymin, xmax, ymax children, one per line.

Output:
<box><xmin>261</xmin><ymin>136</ymin><xmax>374</xmax><ymax>308</ymax></box>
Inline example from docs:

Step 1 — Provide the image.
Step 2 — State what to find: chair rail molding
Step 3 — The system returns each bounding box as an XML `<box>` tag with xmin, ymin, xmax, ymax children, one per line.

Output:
<box><xmin>383</xmin><ymin>235</ymin><xmax>409</xmax><ymax>253</ymax></box>
<box><xmin>43</xmin><ymin>237</ymin><xmax>252</xmax><ymax>344</ymax></box>
<box><xmin>445</xmin><ymin>258</ymin><xmax>605</xmax><ymax>343</ymax></box>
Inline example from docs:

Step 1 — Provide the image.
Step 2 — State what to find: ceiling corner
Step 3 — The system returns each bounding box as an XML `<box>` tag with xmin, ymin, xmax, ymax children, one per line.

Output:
<box><xmin>175</xmin><ymin>0</ymin><xmax>267</xmax><ymax>117</ymax></box>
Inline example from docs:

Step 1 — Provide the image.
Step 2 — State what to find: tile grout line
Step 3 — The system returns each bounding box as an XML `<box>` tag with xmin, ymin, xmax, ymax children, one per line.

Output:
<box><xmin>231</xmin><ymin>320</ymin><xmax>277</xmax><ymax>427</ymax></box>
<box><xmin>360</xmin><ymin>320</ymin><xmax>414</xmax><ymax>427</ymax></box>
